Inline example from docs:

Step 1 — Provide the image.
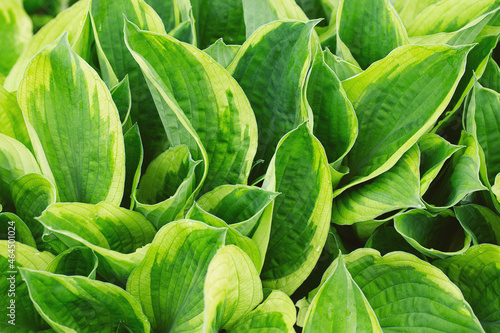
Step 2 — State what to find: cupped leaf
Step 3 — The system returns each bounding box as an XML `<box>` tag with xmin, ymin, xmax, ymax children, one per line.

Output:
<box><xmin>418</xmin><ymin>133</ymin><xmax>462</xmax><ymax>195</ymax></box>
<box><xmin>134</xmin><ymin>145</ymin><xmax>200</xmax><ymax>228</ymax></box>
<box><xmin>241</xmin><ymin>0</ymin><xmax>308</xmax><ymax>38</ymax></box>
<box><xmin>307</xmin><ymin>48</ymin><xmax>358</xmax><ymax>164</ymax></box>
<box><xmin>18</xmin><ymin>34</ymin><xmax>125</xmax><ymax>205</ymax></box>
<box><xmin>319</xmin><ymin>248</ymin><xmax>485</xmax><ymax>332</ymax></box>
<box><xmin>110</xmin><ymin>75</ymin><xmax>132</xmax><ymax>127</ymax></box>
<box><xmin>36</xmin><ymin>202</ymin><xmax>156</xmax><ymax>284</ymax></box>
<box><xmin>336</xmin><ymin>0</ymin><xmax>409</xmax><ymax>69</ymax></box>
<box><xmin>303</xmin><ymin>255</ymin><xmax>382</xmax><ymax>332</ymax></box>
<box><xmin>434</xmin><ymin>244</ymin><xmax>500</xmax><ymax>332</ymax></box>
<box><xmin>203</xmin><ymin>245</ymin><xmax>263</xmax><ymax>331</ymax></box>
<box><xmin>127</xmin><ymin>220</ymin><xmax>227</xmax><ymax>332</ymax></box>
<box><xmin>0</xmin><ymin>241</ymin><xmax>54</xmax><ymax>331</ymax></box>
<box><xmin>4</xmin><ymin>0</ymin><xmax>91</xmax><ymax>91</ymax></box>
<box><xmin>228</xmin><ymin>20</ymin><xmax>317</xmax><ymax>179</ymax></box>
<box><xmin>336</xmin><ymin>44</ymin><xmax>471</xmax><ymax>195</ymax></box>
<box><xmin>261</xmin><ymin>124</ymin><xmax>332</xmax><ymax>295</ymax></box>
<box><xmin>365</xmin><ymin>224</ymin><xmax>424</xmax><ymax>257</ymax></box>
<box><xmin>125</xmin><ymin>21</ymin><xmax>258</xmax><ymax>194</ymax></box>
<box><xmin>455</xmin><ymin>204</ymin><xmax>500</xmax><ymax>245</ymax></box>
<box><xmin>122</xmin><ymin>124</ymin><xmax>143</xmax><ymax>209</ymax></box>
<box><xmin>423</xmin><ymin>131</ymin><xmax>487</xmax><ymax>209</ymax></box>
<box><xmin>204</xmin><ymin>39</ymin><xmax>241</xmax><ymax>68</ymax></box>
<box><xmin>0</xmin><ymin>213</ymin><xmax>36</xmax><ymax>248</ymax></box>
<box><xmin>0</xmin><ymin>80</ymin><xmax>31</xmax><ymax>150</ymax></box>
<box><xmin>20</xmin><ymin>269</ymin><xmax>150</xmax><ymax>333</ymax></box>
<box><xmin>46</xmin><ymin>246</ymin><xmax>98</xmax><ymax>278</ymax></box>
<box><xmin>407</xmin><ymin>0</ymin><xmax>500</xmax><ymax>36</ymax></box>
<box><xmin>479</xmin><ymin>57</ymin><xmax>500</xmax><ymax>93</ymax></box>
<box><xmin>323</xmin><ymin>48</ymin><xmax>362</xmax><ymax>81</ymax></box>
<box><xmin>227</xmin><ymin>290</ymin><xmax>296</xmax><ymax>333</ymax></box>
<box><xmin>332</xmin><ymin>145</ymin><xmax>424</xmax><ymax>225</ymax></box>
<box><xmin>394</xmin><ymin>209</ymin><xmax>471</xmax><ymax>258</ymax></box>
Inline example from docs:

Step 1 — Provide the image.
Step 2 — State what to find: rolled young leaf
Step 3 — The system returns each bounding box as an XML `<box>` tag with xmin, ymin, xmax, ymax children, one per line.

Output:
<box><xmin>18</xmin><ymin>33</ymin><xmax>126</xmax><ymax>205</ymax></box>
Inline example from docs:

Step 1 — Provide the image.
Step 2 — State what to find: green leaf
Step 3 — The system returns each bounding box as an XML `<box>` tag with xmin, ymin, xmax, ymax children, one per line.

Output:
<box><xmin>37</xmin><ymin>202</ymin><xmax>156</xmax><ymax>285</ymax></box>
<box><xmin>227</xmin><ymin>290</ymin><xmax>296</xmax><ymax>333</ymax></box>
<box><xmin>494</xmin><ymin>173</ymin><xmax>500</xmax><ymax>203</ymax></box>
<box><xmin>423</xmin><ymin>131</ymin><xmax>487</xmax><ymax>209</ymax></box>
<box><xmin>134</xmin><ymin>145</ymin><xmax>200</xmax><ymax>228</ymax></box>
<box><xmin>337</xmin><ymin>44</ymin><xmax>471</xmax><ymax>195</ymax></box>
<box><xmin>4</xmin><ymin>0</ymin><xmax>92</xmax><ymax>91</ymax></box>
<box><xmin>392</xmin><ymin>0</ymin><xmax>441</xmax><ymax>27</ymax></box>
<box><xmin>0</xmin><ymin>213</ymin><xmax>36</xmax><ymax>248</ymax></box>
<box><xmin>322</xmin><ymin>48</ymin><xmax>362</xmax><ymax>81</ymax></box>
<box><xmin>241</xmin><ymin>0</ymin><xmax>308</xmax><ymax>38</ymax></box>
<box><xmin>320</xmin><ymin>248</ymin><xmax>485</xmax><ymax>332</ymax></box>
<box><xmin>304</xmin><ymin>255</ymin><xmax>382</xmax><ymax>332</ymax></box>
<box><xmin>260</xmin><ymin>124</ymin><xmax>332</xmax><ymax>295</ymax></box>
<box><xmin>332</xmin><ymin>145</ymin><xmax>424</xmax><ymax>225</ymax></box>
<box><xmin>143</xmin><ymin>0</ymin><xmax>177</xmax><ymax>31</ymax></box>
<box><xmin>127</xmin><ymin>220</ymin><xmax>226</xmax><ymax>332</ymax></box>
<box><xmin>10</xmin><ymin>173</ymin><xmax>57</xmax><ymax>241</ymax></box>
<box><xmin>479</xmin><ymin>57</ymin><xmax>500</xmax><ymax>93</ymax></box>
<box><xmin>0</xmin><ymin>86</ymin><xmax>31</xmax><ymax>151</ymax></box>
<box><xmin>125</xmin><ymin>21</ymin><xmax>258</xmax><ymax>194</ymax></box>
<box><xmin>122</xmin><ymin>124</ymin><xmax>143</xmax><ymax>209</ymax></box>
<box><xmin>18</xmin><ymin>34</ymin><xmax>126</xmax><ymax>205</ymax></box>
<box><xmin>0</xmin><ymin>0</ymin><xmax>32</xmax><ymax>79</ymax></box>
<box><xmin>434</xmin><ymin>244</ymin><xmax>500</xmax><ymax>332</ymax></box>
<box><xmin>227</xmin><ymin>20</ymin><xmax>317</xmax><ymax>179</ymax></box>
<box><xmin>46</xmin><ymin>246</ymin><xmax>98</xmax><ymax>278</ymax></box>
<box><xmin>203</xmin><ymin>38</ymin><xmax>241</xmax><ymax>68</ymax></box>
<box><xmin>407</xmin><ymin>0</ymin><xmax>500</xmax><ymax>36</ymax></box>
<box><xmin>191</xmin><ymin>0</ymin><xmax>246</xmax><ymax>48</ymax></box>
<box><xmin>20</xmin><ymin>269</ymin><xmax>150</xmax><ymax>333</ymax></box>
<box><xmin>110</xmin><ymin>75</ymin><xmax>132</xmax><ymax>127</ymax></box>
<box><xmin>307</xmin><ymin>48</ymin><xmax>358</xmax><ymax>164</ymax></box>
<box><xmin>455</xmin><ymin>204</ymin><xmax>500</xmax><ymax>245</ymax></box>
<box><xmin>336</xmin><ymin>0</ymin><xmax>409</xmax><ymax>69</ymax></box>
<box><xmin>418</xmin><ymin>133</ymin><xmax>462</xmax><ymax>195</ymax></box>
<box><xmin>0</xmin><ymin>241</ymin><xmax>54</xmax><ymax>331</ymax></box>
<box><xmin>365</xmin><ymin>224</ymin><xmax>424</xmax><ymax>257</ymax></box>
<box><xmin>394</xmin><ymin>209</ymin><xmax>472</xmax><ymax>258</ymax></box>
<box><xmin>203</xmin><ymin>245</ymin><xmax>263</xmax><ymax>331</ymax></box>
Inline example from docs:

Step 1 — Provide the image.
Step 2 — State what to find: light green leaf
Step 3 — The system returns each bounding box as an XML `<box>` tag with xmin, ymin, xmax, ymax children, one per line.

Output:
<box><xmin>455</xmin><ymin>204</ymin><xmax>500</xmax><ymax>245</ymax></box>
<box><xmin>190</xmin><ymin>0</ymin><xmax>246</xmax><ymax>48</ymax></box>
<box><xmin>110</xmin><ymin>75</ymin><xmax>132</xmax><ymax>127</ymax></box>
<box><xmin>394</xmin><ymin>209</ymin><xmax>472</xmax><ymax>258</ymax></box>
<box><xmin>434</xmin><ymin>244</ymin><xmax>500</xmax><ymax>332</ymax></box>
<box><xmin>0</xmin><ymin>241</ymin><xmax>54</xmax><ymax>331</ymax></box>
<box><xmin>227</xmin><ymin>290</ymin><xmax>296</xmax><ymax>333</ymax></box>
<box><xmin>122</xmin><ymin>124</ymin><xmax>143</xmax><ymax>209</ymax></box>
<box><xmin>307</xmin><ymin>48</ymin><xmax>358</xmax><ymax>164</ymax></box>
<box><xmin>228</xmin><ymin>20</ymin><xmax>316</xmax><ymax>179</ymax></box>
<box><xmin>20</xmin><ymin>269</ymin><xmax>150</xmax><ymax>333</ymax></box>
<box><xmin>332</xmin><ymin>145</ymin><xmax>424</xmax><ymax>225</ymax></box>
<box><xmin>203</xmin><ymin>245</ymin><xmax>263</xmax><ymax>331</ymax></box>
<box><xmin>143</xmin><ymin>0</ymin><xmax>177</xmax><ymax>31</ymax></box>
<box><xmin>304</xmin><ymin>255</ymin><xmax>382</xmax><ymax>332</ymax></box>
<box><xmin>241</xmin><ymin>0</ymin><xmax>308</xmax><ymax>38</ymax></box>
<box><xmin>336</xmin><ymin>0</ymin><xmax>409</xmax><ymax>69</ymax></box>
<box><xmin>261</xmin><ymin>124</ymin><xmax>332</xmax><ymax>295</ymax></box>
<box><xmin>18</xmin><ymin>34</ymin><xmax>126</xmax><ymax>205</ymax></box>
<box><xmin>423</xmin><ymin>131</ymin><xmax>487</xmax><ymax>209</ymax></box>
<box><xmin>418</xmin><ymin>133</ymin><xmax>462</xmax><ymax>195</ymax></box>
<box><xmin>494</xmin><ymin>173</ymin><xmax>500</xmax><ymax>203</ymax></box>
<box><xmin>323</xmin><ymin>48</ymin><xmax>362</xmax><ymax>81</ymax></box>
<box><xmin>4</xmin><ymin>0</ymin><xmax>92</xmax><ymax>91</ymax></box>
<box><xmin>337</xmin><ymin>44</ymin><xmax>471</xmax><ymax>195</ymax></box>
<box><xmin>0</xmin><ymin>0</ymin><xmax>32</xmax><ymax>79</ymax></box>
<box><xmin>46</xmin><ymin>246</ymin><xmax>98</xmax><ymax>279</ymax></box>
<box><xmin>320</xmin><ymin>248</ymin><xmax>485</xmax><ymax>332</ymax></box>
<box><xmin>127</xmin><ymin>220</ymin><xmax>226</xmax><ymax>332</ymax></box>
<box><xmin>0</xmin><ymin>76</ymin><xmax>31</xmax><ymax>151</ymax></box>
<box><xmin>0</xmin><ymin>213</ymin><xmax>36</xmax><ymax>248</ymax></box>
<box><xmin>125</xmin><ymin>21</ymin><xmax>258</xmax><ymax>194</ymax></box>
<box><xmin>203</xmin><ymin>38</ymin><xmax>241</xmax><ymax>68</ymax></box>
<box><xmin>10</xmin><ymin>173</ymin><xmax>56</xmax><ymax>241</ymax></box>
<box><xmin>392</xmin><ymin>0</ymin><xmax>440</xmax><ymax>27</ymax></box>
<box><xmin>479</xmin><ymin>57</ymin><xmax>500</xmax><ymax>93</ymax></box>
<box><xmin>36</xmin><ymin>202</ymin><xmax>156</xmax><ymax>285</ymax></box>
<box><xmin>407</xmin><ymin>0</ymin><xmax>500</xmax><ymax>36</ymax></box>
<box><xmin>134</xmin><ymin>145</ymin><xmax>200</xmax><ymax>228</ymax></box>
